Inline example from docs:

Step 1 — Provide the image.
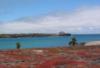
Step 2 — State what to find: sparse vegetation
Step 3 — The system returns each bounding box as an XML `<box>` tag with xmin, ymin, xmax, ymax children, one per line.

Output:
<box><xmin>16</xmin><ymin>42</ymin><xmax>21</xmax><ymax>49</ymax></box>
<box><xmin>69</xmin><ymin>36</ymin><xmax>78</xmax><ymax>48</ymax></box>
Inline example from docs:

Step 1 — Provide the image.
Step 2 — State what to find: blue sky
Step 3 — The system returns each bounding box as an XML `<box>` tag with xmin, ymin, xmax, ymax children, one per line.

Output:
<box><xmin>0</xmin><ymin>0</ymin><xmax>100</xmax><ymax>21</ymax></box>
<box><xmin>0</xmin><ymin>0</ymin><xmax>100</xmax><ymax>34</ymax></box>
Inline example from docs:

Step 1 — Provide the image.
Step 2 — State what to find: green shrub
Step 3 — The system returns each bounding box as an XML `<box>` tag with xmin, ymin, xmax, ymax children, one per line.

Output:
<box><xmin>16</xmin><ymin>42</ymin><xmax>21</xmax><ymax>49</ymax></box>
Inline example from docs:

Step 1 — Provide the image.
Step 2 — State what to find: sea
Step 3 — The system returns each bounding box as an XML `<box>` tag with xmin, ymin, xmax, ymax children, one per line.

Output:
<box><xmin>0</xmin><ymin>34</ymin><xmax>100</xmax><ymax>50</ymax></box>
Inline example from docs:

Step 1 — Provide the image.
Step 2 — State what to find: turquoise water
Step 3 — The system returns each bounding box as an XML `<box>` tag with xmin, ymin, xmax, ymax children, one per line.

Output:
<box><xmin>0</xmin><ymin>34</ymin><xmax>100</xmax><ymax>49</ymax></box>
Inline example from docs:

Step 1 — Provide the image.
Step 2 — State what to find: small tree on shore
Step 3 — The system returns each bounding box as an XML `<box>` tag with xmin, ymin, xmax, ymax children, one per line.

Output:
<box><xmin>69</xmin><ymin>36</ymin><xmax>78</xmax><ymax>48</ymax></box>
<box><xmin>16</xmin><ymin>42</ymin><xmax>21</xmax><ymax>49</ymax></box>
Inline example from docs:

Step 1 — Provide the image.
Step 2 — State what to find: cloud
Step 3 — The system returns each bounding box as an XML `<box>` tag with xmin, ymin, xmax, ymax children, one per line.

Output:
<box><xmin>0</xmin><ymin>7</ymin><xmax>100</xmax><ymax>34</ymax></box>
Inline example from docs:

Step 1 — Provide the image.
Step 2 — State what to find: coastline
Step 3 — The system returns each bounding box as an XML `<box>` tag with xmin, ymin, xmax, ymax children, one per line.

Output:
<box><xmin>85</xmin><ymin>41</ymin><xmax>100</xmax><ymax>46</ymax></box>
<box><xmin>0</xmin><ymin>33</ymin><xmax>71</xmax><ymax>38</ymax></box>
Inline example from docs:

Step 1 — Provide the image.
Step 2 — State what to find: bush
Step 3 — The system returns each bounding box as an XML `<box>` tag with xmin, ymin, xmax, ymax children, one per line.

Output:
<box><xmin>69</xmin><ymin>36</ymin><xmax>78</xmax><ymax>47</ymax></box>
<box><xmin>16</xmin><ymin>42</ymin><xmax>21</xmax><ymax>49</ymax></box>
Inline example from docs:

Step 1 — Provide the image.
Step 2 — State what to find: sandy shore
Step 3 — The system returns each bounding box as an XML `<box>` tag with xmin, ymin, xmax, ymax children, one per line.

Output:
<box><xmin>85</xmin><ymin>41</ymin><xmax>100</xmax><ymax>46</ymax></box>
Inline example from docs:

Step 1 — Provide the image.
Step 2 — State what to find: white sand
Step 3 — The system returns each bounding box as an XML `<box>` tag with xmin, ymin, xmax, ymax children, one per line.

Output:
<box><xmin>85</xmin><ymin>41</ymin><xmax>100</xmax><ymax>46</ymax></box>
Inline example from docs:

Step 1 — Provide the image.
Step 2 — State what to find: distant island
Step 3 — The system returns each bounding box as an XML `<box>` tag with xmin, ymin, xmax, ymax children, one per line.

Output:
<box><xmin>0</xmin><ymin>32</ymin><xmax>71</xmax><ymax>38</ymax></box>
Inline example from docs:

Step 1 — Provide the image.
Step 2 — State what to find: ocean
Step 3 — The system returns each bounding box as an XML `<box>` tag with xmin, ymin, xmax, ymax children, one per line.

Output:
<box><xmin>0</xmin><ymin>34</ymin><xmax>100</xmax><ymax>50</ymax></box>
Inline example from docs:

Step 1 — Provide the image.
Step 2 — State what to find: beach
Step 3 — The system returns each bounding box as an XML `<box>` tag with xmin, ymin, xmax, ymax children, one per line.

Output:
<box><xmin>85</xmin><ymin>41</ymin><xmax>100</xmax><ymax>46</ymax></box>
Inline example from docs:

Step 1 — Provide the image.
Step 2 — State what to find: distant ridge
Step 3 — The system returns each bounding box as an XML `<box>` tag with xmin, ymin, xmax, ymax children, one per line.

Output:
<box><xmin>0</xmin><ymin>33</ymin><xmax>71</xmax><ymax>38</ymax></box>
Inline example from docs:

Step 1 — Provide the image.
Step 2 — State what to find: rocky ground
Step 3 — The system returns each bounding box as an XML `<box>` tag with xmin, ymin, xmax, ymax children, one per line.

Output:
<box><xmin>0</xmin><ymin>45</ymin><xmax>100</xmax><ymax>68</ymax></box>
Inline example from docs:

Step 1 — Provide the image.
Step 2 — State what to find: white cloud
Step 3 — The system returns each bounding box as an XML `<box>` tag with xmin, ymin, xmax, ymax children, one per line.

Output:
<box><xmin>0</xmin><ymin>7</ymin><xmax>100</xmax><ymax>34</ymax></box>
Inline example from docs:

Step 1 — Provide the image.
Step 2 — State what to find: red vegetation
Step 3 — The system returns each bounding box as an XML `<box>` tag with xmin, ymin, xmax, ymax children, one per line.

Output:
<box><xmin>0</xmin><ymin>46</ymin><xmax>99</xmax><ymax>68</ymax></box>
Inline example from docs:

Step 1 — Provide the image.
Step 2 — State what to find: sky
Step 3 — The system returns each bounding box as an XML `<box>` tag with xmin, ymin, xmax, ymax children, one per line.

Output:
<box><xmin>0</xmin><ymin>0</ymin><xmax>100</xmax><ymax>34</ymax></box>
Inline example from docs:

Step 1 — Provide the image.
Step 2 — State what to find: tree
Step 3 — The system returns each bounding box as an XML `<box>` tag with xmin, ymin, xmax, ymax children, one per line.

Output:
<box><xmin>16</xmin><ymin>42</ymin><xmax>21</xmax><ymax>49</ymax></box>
<box><xmin>69</xmin><ymin>36</ymin><xmax>78</xmax><ymax>47</ymax></box>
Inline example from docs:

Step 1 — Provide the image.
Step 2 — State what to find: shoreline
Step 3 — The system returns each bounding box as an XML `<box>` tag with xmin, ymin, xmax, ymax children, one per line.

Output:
<box><xmin>85</xmin><ymin>41</ymin><xmax>100</xmax><ymax>46</ymax></box>
<box><xmin>1</xmin><ymin>40</ymin><xmax>100</xmax><ymax>50</ymax></box>
<box><xmin>0</xmin><ymin>33</ymin><xmax>71</xmax><ymax>38</ymax></box>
